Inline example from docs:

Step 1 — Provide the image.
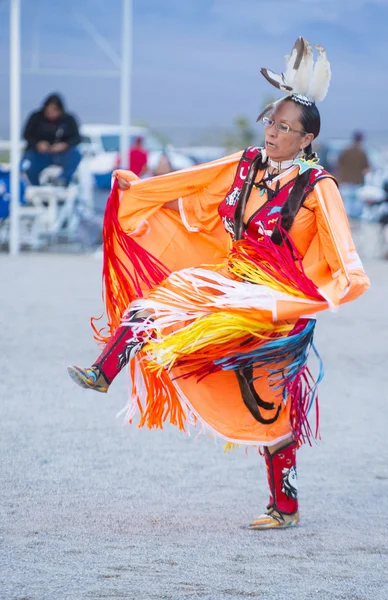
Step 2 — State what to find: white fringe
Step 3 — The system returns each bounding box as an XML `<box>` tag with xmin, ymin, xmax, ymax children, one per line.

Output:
<box><xmin>116</xmin><ymin>357</ymin><xmax>144</xmax><ymax>422</ymax></box>
<box><xmin>125</xmin><ymin>267</ymin><xmax>322</xmax><ymax>340</ymax></box>
<box><xmin>117</xmin><ymin>358</ymin><xmax>295</xmax><ymax>448</ymax></box>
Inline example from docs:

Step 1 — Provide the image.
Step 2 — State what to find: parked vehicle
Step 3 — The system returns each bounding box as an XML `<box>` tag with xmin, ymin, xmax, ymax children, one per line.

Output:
<box><xmin>176</xmin><ymin>146</ymin><xmax>229</xmax><ymax>165</ymax></box>
<box><xmin>350</xmin><ymin>168</ymin><xmax>388</xmax><ymax>258</ymax></box>
<box><xmin>357</xmin><ymin>168</ymin><xmax>388</xmax><ymax>219</ymax></box>
<box><xmin>80</xmin><ymin>124</ymin><xmax>195</xmax><ymax>188</ymax></box>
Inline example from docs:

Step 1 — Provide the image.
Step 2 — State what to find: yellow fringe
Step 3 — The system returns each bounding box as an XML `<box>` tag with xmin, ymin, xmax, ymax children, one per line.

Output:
<box><xmin>227</xmin><ymin>256</ymin><xmax>308</xmax><ymax>299</ymax></box>
<box><xmin>146</xmin><ymin>312</ymin><xmax>293</xmax><ymax>372</ymax></box>
<box><xmin>223</xmin><ymin>442</ymin><xmax>241</xmax><ymax>453</ymax></box>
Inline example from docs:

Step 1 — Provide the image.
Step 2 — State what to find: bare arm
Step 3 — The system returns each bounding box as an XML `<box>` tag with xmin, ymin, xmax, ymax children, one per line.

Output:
<box><xmin>164</xmin><ymin>199</ymin><xmax>179</xmax><ymax>211</ymax></box>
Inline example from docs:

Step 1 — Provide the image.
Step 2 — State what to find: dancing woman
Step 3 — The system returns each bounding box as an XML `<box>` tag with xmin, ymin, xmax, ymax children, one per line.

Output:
<box><xmin>68</xmin><ymin>38</ymin><xmax>369</xmax><ymax>529</ymax></box>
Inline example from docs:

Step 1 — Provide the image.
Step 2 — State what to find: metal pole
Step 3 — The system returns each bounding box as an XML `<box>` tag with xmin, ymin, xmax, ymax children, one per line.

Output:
<box><xmin>119</xmin><ymin>0</ymin><xmax>132</xmax><ymax>170</ymax></box>
<box><xmin>9</xmin><ymin>0</ymin><xmax>21</xmax><ymax>255</ymax></box>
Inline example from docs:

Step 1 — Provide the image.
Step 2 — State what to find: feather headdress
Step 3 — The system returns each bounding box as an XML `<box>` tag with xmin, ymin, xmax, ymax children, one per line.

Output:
<box><xmin>257</xmin><ymin>37</ymin><xmax>331</xmax><ymax>122</ymax></box>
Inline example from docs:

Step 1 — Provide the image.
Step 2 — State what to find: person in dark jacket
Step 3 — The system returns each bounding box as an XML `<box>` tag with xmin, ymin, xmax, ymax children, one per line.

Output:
<box><xmin>22</xmin><ymin>93</ymin><xmax>82</xmax><ymax>186</ymax></box>
<box><xmin>337</xmin><ymin>131</ymin><xmax>370</xmax><ymax>218</ymax></box>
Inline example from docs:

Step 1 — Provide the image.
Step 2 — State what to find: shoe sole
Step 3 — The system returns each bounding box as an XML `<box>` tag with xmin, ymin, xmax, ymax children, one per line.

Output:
<box><xmin>67</xmin><ymin>366</ymin><xmax>108</xmax><ymax>393</ymax></box>
<box><xmin>249</xmin><ymin>518</ymin><xmax>299</xmax><ymax>530</ymax></box>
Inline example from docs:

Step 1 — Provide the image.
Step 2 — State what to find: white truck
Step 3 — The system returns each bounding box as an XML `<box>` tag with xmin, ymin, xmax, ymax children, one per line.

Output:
<box><xmin>80</xmin><ymin>124</ymin><xmax>195</xmax><ymax>188</ymax></box>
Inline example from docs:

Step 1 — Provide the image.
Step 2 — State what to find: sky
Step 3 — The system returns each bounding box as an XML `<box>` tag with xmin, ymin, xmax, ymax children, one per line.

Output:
<box><xmin>1</xmin><ymin>0</ymin><xmax>388</xmax><ymax>145</ymax></box>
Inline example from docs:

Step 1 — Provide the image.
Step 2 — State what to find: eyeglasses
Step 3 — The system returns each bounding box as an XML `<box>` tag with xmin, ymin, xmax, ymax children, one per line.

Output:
<box><xmin>262</xmin><ymin>117</ymin><xmax>307</xmax><ymax>136</ymax></box>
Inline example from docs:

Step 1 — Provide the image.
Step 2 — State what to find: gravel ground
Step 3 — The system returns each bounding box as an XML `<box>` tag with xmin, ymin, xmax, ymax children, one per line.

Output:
<box><xmin>0</xmin><ymin>253</ymin><xmax>387</xmax><ymax>600</ymax></box>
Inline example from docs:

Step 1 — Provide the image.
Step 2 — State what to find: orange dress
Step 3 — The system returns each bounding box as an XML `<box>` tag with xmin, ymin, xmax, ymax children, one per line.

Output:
<box><xmin>99</xmin><ymin>152</ymin><xmax>369</xmax><ymax>448</ymax></box>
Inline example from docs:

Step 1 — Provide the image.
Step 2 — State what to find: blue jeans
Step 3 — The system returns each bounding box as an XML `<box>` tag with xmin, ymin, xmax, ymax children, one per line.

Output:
<box><xmin>22</xmin><ymin>146</ymin><xmax>82</xmax><ymax>186</ymax></box>
<box><xmin>340</xmin><ymin>183</ymin><xmax>363</xmax><ymax>219</ymax></box>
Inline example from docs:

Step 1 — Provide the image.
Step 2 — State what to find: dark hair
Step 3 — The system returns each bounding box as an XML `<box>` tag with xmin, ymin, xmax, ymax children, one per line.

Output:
<box><xmin>271</xmin><ymin>97</ymin><xmax>321</xmax><ymax>243</ymax></box>
<box><xmin>235</xmin><ymin>96</ymin><xmax>321</xmax><ymax>242</ymax></box>
<box><xmin>353</xmin><ymin>131</ymin><xmax>364</xmax><ymax>143</ymax></box>
<box><xmin>42</xmin><ymin>93</ymin><xmax>65</xmax><ymax>113</ymax></box>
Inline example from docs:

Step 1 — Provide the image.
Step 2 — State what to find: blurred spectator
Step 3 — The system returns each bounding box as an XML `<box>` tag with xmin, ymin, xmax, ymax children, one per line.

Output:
<box><xmin>153</xmin><ymin>150</ymin><xmax>174</xmax><ymax>176</ymax></box>
<box><xmin>129</xmin><ymin>137</ymin><xmax>148</xmax><ymax>177</ymax></box>
<box><xmin>337</xmin><ymin>131</ymin><xmax>370</xmax><ymax>218</ymax></box>
<box><xmin>22</xmin><ymin>93</ymin><xmax>81</xmax><ymax>186</ymax></box>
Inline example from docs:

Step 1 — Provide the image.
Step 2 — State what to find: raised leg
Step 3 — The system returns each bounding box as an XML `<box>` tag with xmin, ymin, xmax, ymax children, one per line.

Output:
<box><xmin>67</xmin><ymin>311</ymin><xmax>151</xmax><ymax>393</ymax></box>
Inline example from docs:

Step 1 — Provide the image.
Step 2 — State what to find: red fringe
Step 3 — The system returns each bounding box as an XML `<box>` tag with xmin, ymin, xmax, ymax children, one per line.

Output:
<box><xmin>288</xmin><ymin>366</ymin><xmax>320</xmax><ymax>447</ymax></box>
<box><xmin>91</xmin><ymin>180</ymin><xmax>170</xmax><ymax>340</ymax></box>
<box><xmin>231</xmin><ymin>228</ymin><xmax>325</xmax><ymax>301</ymax></box>
<box><xmin>130</xmin><ymin>357</ymin><xmax>187</xmax><ymax>431</ymax></box>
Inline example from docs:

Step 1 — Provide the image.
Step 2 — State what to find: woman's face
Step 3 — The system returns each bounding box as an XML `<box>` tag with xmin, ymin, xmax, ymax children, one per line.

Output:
<box><xmin>44</xmin><ymin>103</ymin><xmax>62</xmax><ymax>122</ymax></box>
<box><xmin>264</xmin><ymin>101</ymin><xmax>314</xmax><ymax>162</ymax></box>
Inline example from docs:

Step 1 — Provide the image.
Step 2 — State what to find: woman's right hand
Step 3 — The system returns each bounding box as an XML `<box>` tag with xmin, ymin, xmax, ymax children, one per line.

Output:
<box><xmin>117</xmin><ymin>176</ymin><xmax>132</xmax><ymax>191</ymax></box>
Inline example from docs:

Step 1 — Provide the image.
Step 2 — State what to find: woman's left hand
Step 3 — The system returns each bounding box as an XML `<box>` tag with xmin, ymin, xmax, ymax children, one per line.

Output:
<box><xmin>117</xmin><ymin>176</ymin><xmax>132</xmax><ymax>191</ymax></box>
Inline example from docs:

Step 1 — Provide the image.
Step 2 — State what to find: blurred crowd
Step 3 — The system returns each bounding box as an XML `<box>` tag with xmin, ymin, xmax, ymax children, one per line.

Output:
<box><xmin>18</xmin><ymin>91</ymin><xmax>377</xmax><ymax>205</ymax></box>
<box><xmin>2</xmin><ymin>90</ymin><xmax>388</xmax><ymax>256</ymax></box>
<box><xmin>320</xmin><ymin>131</ymin><xmax>370</xmax><ymax>220</ymax></box>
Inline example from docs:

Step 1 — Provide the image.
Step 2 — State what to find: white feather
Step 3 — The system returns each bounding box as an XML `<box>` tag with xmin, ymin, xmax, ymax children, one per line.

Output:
<box><xmin>308</xmin><ymin>44</ymin><xmax>331</xmax><ymax>102</ymax></box>
<box><xmin>284</xmin><ymin>48</ymin><xmax>297</xmax><ymax>88</ymax></box>
<box><xmin>291</xmin><ymin>39</ymin><xmax>314</xmax><ymax>96</ymax></box>
<box><xmin>260</xmin><ymin>37</ymin><xmax>331</xmax><ymax>105</ymax></box>
<box><xmin>260</xmin><ymin>68</ymin><xmax>291</xmax><ymax>91</ymax></box>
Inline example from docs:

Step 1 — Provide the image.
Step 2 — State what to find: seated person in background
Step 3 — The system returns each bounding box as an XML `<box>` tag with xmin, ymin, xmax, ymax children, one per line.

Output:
<box><xmin>22</xmin><ymin>93</ymin><xmax>81</xmax><ymax>186</ymax></box>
